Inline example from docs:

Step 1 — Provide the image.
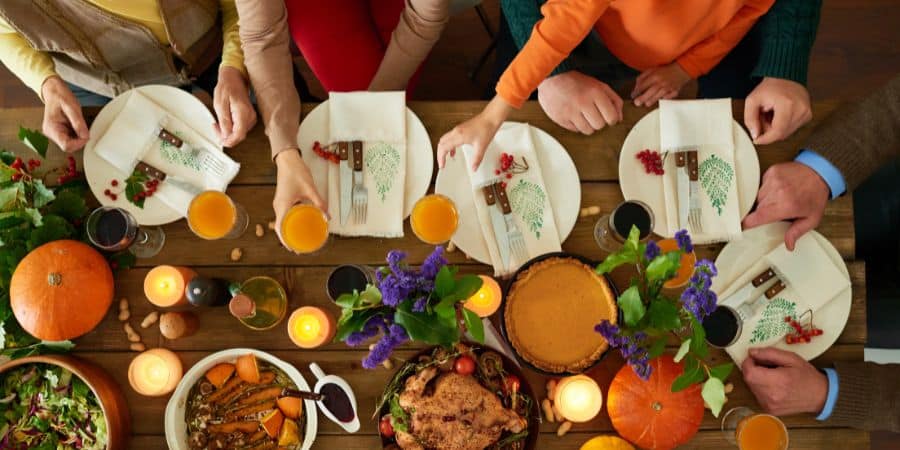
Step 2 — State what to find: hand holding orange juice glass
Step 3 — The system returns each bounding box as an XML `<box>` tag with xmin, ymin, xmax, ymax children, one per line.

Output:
<box><xmin>280</xmin><ymin>204</ymin><xmax>330</xmax><ymax>254</ymax></box>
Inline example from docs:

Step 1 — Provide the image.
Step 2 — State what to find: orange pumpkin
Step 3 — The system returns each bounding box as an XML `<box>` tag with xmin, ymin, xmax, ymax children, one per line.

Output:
<box><xmin>607</xmin><ymin>355</ymin><xmax>704</xmax><ymax>450</ymax></box>
<box><xmin>9</xmin><ymin>240</ymin><xmax>114</xmax><ymax>341</ymax></box>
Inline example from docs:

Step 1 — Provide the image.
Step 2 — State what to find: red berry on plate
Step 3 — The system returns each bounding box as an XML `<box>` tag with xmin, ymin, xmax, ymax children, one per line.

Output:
<box><xmin>506</xmin><ymin>173</ymin><xmax>512</xmax><ymax>179</ymax></box>
<box><xmin>104</xmin><ymin>189</ymin><xmax>111</xmax><ymax>195</ymax></box>
<box><xmin>454</xmin><ymin>355</ymin><xmax>476</xmax><ymax>376</ymax></box>
<box><xmin>110</xmin><ymin>194</ymin><xmax>117</xmax><ymax>201</ymax></box>
<box><xmin>495</xmin><ymin>169</ymin><xmax>501</xmax><ymax>175</ymax></box>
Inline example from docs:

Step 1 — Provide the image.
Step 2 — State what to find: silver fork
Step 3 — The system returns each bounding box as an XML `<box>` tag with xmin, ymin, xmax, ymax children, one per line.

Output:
<box><xmin>687</xmin><ymin>150</ymin><xmax>703</xmax><ymax>233</ymax></box>
<box><xmin>351</xmin><ymin>141</ymin><xmax>368</xmax><ymax>224</ymax></box>
<box><xmin>495</xmin><ymin>184</ymin><xmax>528</xmax><ymax>263</ymax></box>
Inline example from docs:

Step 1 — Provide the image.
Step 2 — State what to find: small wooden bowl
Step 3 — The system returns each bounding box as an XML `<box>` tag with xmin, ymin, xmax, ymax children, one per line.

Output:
<box><xmin>0</xmin><ymin>354</ymin><xmax>131</xmax><ymax>450</ymax></box>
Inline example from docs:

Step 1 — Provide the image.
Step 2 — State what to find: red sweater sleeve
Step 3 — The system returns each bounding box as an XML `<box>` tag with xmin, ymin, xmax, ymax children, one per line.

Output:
<box><xmin>496</xmin><ymin>0</ymin><xmax>611</xmax><ymax>108</ymax></box>
<box><xmin>676</xmin><ymin>0</ymin><xmax>775</xmax><ymax>78</ymax></box>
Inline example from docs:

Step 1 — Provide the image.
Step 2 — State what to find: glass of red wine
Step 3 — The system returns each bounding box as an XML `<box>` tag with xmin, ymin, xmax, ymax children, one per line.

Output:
<box><xmin>703</xmin><ymin>305</ymin><xmax>743</xmax><ymax>348</ymax></box>
<box><xmin>593</xmin><ymin>200</ymin><xmax>655</xmax><ymax>253</ymax></box>
<box><xmin>86</xmin><ymin>206</ymin><xmax>165</xmax><ymax>258</ymax></box>
<box><xmin>325</xmin><ymin>264</ymin><xmax>375</xmax><ymax>302</ymax></box>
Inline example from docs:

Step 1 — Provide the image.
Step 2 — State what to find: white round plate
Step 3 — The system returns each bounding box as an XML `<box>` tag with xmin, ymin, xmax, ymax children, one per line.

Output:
<box><xmin>297</xmin><ymin>101</ymin><xmax>433</xmax><ymax>218</ymax></box>
<box><xmin>84</xmin><ymin>85</ymin><xmax>223</xmax><ymax>226</ymax></box>
<box><xmin>165</xmin><ymin>348</ymin><xmax>318</xmax><ymax>450</ymax></box>
<box><xmin>435</xmin><ymin>122</ymin><xmax>581</xmax><ymax>265</ymax></box>
<box><xmin>712</xmin><ymin>222</ymin><xmax>852</xmax><ymax>362</ymax></box>
<box><xmin>618</xmin><ymin>109</ymin><xmax>760</xmax><ymax>238</ymax></box>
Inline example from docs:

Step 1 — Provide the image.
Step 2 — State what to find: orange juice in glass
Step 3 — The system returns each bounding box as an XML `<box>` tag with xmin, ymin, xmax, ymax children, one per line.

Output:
<box><xmin>657</xmin><ymin>238</ymin><xmax>697</xmax><ymax>288</ymax></box>
<box><xmin>281</xmin><ymin>204</ymin><xmax>329</xmax><ymax>254</ymax></box>
<box><xmin>187</xmin><ymin>191</ymin><xmax>249</xmax><ymax>240</ymax></box>
<box><xmin>722</xmin><ymin>407</ymin><xmax>789</xmax><ymax>450</ymax></box>
<box><xmin>410</xmin><ymin>194</ymin><xmax>458</xmax><ymax>245</ymax></box>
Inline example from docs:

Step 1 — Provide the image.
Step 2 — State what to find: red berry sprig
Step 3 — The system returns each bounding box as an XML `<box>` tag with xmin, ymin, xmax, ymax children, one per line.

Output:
<box><xmin>783</xmin><ymin>313</ymin><xmax>823</xmax><ymax>344</ymax></box>
<box><xmin>311</xmin><ymin>141</ymin><xmax>340</xmax><ymax>164</ymax></box>
<box><xmin>7</xmin><ymin>157</ymin><xmax>44</xmax><ymax>182</ymax></box>
<box><xmin>495</xmin><ymin>152</ymin><xmax>529</xmax><ymax>180</ymax></box>
<box><xmin>56</xmin><ymin>156</ymin><xmax>79</xmax><ymax>184</ymax></box>
<box><xmin>636</xmin><ymin>149</ymin><xmax>664</xmax><ymax>175</ymax></box>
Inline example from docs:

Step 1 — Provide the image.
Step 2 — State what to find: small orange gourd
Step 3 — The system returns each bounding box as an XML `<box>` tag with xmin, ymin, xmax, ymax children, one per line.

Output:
<box><xmin>10</xmin><ymin>240</ymin><xmax>114</xmax><ymax>341</ymax></box>
<box><xmin>607</xmin><ymin>355</ymin><xmax>704</xmax><ymax>450</ymax></box>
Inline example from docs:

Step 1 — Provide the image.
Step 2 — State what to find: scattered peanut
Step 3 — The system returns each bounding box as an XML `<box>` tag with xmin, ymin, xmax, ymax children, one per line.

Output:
<box><xmin>119</xmin><ymin>298</ymin><xmax>129</xmax><ymax>311</ymax></box>
<box><xmin>556</xmin><ymin>421</ymin><xmax>572</xmax><ymax>437</ymax></box>
<box><xmin>268</xmin><ymin>221</ymin><xmax>276</xmax><ymax>231</ymax></box>
<box><xmin>580</xmin><ymin>206</ymin><xmax>601</xmax><ymax>217</ymax></box>
<box><xmin>230</xmin><ymin>247</ymin><xmax>243</xmax><ymax>261</ymax></box>
<box><xmin>382</xmin><ymin>359</ymin><xmax>394</xmax><ymax>370</ymax></box>
<box><xmin>255</xmin><ymin>224</ymin><xmax>265</xmax><ymax>237</ymax></box>
<box><xmin>724</xmin><ymin>382</ymin><xmax>734</xmax><ymax>394</ymax></box>
<box><xmin>552</xmin><ymin>403</ymin><xmax>565</xmax><ymax>422</ymax></box>
<box><xmin>129</xmin><ymin>342</ymin><xmax>146</xmax><ymax>352</ymax></box>
<box><xmin>123</xmin><ymin>323</ymin><xmax>141</xmax><ymax>342</ymax></box>
<box><xmin>446</xmin><ymin>241</ymin><xmax>456</xmax><ymax>252</ymax></box>
<box><xmin>141</xmin><ymin>311</ymin><xmax>160</xmax><ymax>329</ymax></box>
<box><xmin>542</xmin><ymin>399</ymin><xmax>556</xmax><ymax>423</ymax></box>
<box><xmin>546</xmin><ymin>379</ymin><xmax>558</xmax><ymax>400</ymax></box>
<box><xmin>118</xmin><ymin>308</ymin><xmax>130</xmax><ymax>322</ymax></box>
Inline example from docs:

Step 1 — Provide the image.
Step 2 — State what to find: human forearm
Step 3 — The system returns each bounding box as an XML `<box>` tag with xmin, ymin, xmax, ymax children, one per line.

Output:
<box><xmin>219</xmin><ymin>0</ymin><xmax>247</xmax><ymax>76</ymax></box>
<box><xmin>234</xmin><ymin>0</ymin><xmax>300</xmax><ymax>159</ymax></box>
<box><xmin>0</xmin><ymin>32</ymin><xmax>57</xmax><ymax>98</ymax></box>
<box><xmin>369</xmin><ymin>0</ymin><xmax>449</xmax><ymax>91</ymax></box>
<box><xmin>830</xmin><ymin>361</ymin><xmax>900</xmax><ymax>432</ymax></box>
<box><xmin>501</xmin><ymin>0</ymin><xmax>577</xmax><ymax>76</ymax></box>
<box><xmin>751</xmin><ymin>0</ymin><xmax>822</xmax><ymax>85</ymax></box>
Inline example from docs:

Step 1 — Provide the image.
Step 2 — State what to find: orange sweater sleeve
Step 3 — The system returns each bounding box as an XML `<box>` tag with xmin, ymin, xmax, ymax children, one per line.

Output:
<box><xmin>496</xmin><ymin>0</ymin><xmax>611</xmax><ymax>108</ymax></box>
<box><xmin>676</xmin><ymin>0</ymin><xmax>775</xmax><ymax>78</ymax></box>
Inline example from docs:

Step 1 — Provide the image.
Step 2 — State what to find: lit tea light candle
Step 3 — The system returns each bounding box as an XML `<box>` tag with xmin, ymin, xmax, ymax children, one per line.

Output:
<box><xmin>464</xmin><ymin>275</ymin><xmax>502</xmax><ymax>317</ymax></box>
<box><xmin>128</xmin><ymin>348</ymin><xmax>183</xmax><ymax>396</ymax></box>
<box><xmin>288</xmin><ymin>307</ymin><xmax>336</xmax><ymax>349</ymax></box>
<box><xmin>144</xmin><ymin>265</ymin><xmax>197</xmax><ymax>307</ymax></box>
<box><xmin>554</xmin><ymin>375</ymin><xmax>603</xmax><ymax>422</ymax></box>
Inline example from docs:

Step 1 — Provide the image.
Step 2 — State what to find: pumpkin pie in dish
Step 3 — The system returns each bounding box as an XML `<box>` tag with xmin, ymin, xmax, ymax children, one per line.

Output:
<box><xmin>504</xmin><ymin>257</ymin><xmax>617</xmax><ymax>373</ymax></box>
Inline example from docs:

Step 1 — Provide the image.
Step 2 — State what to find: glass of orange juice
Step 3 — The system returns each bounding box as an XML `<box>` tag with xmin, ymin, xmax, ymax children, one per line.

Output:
<box><xmin>410</xmin><ymin>194</ymin><xmax>459</xmax><ymax>245</ymax></box>
<box><xmin>187</xmin><ymin>190</ymin><xmax>249</xmax><ymax>240</ymax></box>
<box><xmin>656</xmin><ymin>238</ymin><xmax>697</xmax><ymax>288</ymax></box>
<box><xmin>722</xmin><ymin>407</ymin><xmax>789</xmax><ymax>450</ymax></box>
<box><xmin>281</xmin><ymin>204</ymin><xmax>329</xmax><ymax>254</ymax></box>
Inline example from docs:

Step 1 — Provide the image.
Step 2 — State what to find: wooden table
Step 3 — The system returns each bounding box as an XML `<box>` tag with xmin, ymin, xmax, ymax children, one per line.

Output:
<box><xmin>0</xmin><ymin>100</ymin><xmax>867</xmax><ymax>449</ymax></box>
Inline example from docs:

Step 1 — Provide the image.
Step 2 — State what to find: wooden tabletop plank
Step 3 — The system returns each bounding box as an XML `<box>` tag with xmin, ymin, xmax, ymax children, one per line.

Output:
<box><xmin>73</xmin><ymin>346</ymin><xmax>863</xmax><ymax>437</ymax></box>
<box><xmin>75</xmin><ymin>260</ymin><xmax>866</xmax><ymax>353</ymax></box>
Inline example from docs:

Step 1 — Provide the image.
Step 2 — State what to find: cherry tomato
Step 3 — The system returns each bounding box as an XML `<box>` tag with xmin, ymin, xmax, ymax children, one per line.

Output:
<box><xmin>454</xmin><ymin>355</ymin><xmax>476</xmax><ymax>375</ymax></box>
<box><xmin>379</xmin><ymin>415</ymin><xmax>395</xmax><ymax>438</ymax></box>
<box><xmin>503</xmin><ymin>374</ymin><xmax>521</xmax><ymax>394</ymax></box>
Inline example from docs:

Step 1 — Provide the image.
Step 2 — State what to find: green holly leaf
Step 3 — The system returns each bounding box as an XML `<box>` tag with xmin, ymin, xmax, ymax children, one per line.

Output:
<box><xmin>335</xmin><ymin>309</ymin><xmax>380</xmax><ymax>341</ymax></box>
<box><xmin>23</xmin><ymin>207</ymin><xmax>42</xmax><ymax>227</ymax></box>
<box><xmin>31</xmin><ymin>180</ymin><xmax>55</xmax><ymax>209</ymax></box>
<box><xmin>702</xmin><ymin>376</ymin><xmax>727</xmax><ymax>417</ymax></box>
<box><xmin>648</xmin><ymin>299</ymin><xmax>681</xmax><ymax>331</ymax></box>
<box><xmin>709</xmin><ymin>362</ymin><xmax>735</xmax><ymax>382</ymax></box>
<box><xmin>618</xmin><ymin>285</ymin><xmax>646</xmax><ymax>327</ymax></box>
<box><xmin>624</xmin><ymin>225</ymin><xmax>641</xmax><ymax>254</ymax></box>
<box><xmin>0</xmin><ymin>185</ymin><xmax>20</xmax><ymax>211</ymax></box>
<box><xmin>595</xmin><ymin>250</ymin><xmax>636</xmax><ymax>275</ymax></box>
<box><xmin>674</xmin><ymin>339</ymin><xmax>691</xmax><ymax>363</ymax></box>
<box><xmin>646</xmin><ymin>251</ymin><xmax>682</xmax><ymax>283</ymax></box>
<box><xmin>0</xmin><ymin>150</ymin><xmax>15</xmax><ymax>165</ymax></box>
<box><xmin>395</xmin><ymin>300</ymin><xmax>459</xmax><ymax>345</ymax></box>
<box><xmin>434</xmin><ymin>265</ymin><xmax>454</xmax><ymax>299</ymax></box>
<box><xmin>671</xmin><ymin>356</ymin><xmax>704</xmax><ymax>392</ymax></box>
<box><xmin>18</xmin><ymin>126</ymin><xmax>48</xmax><ymax>158</ymax></box>
<box><xmin>463</xmin><ymin>308</ymin><xmax>484</xmax><ymax>344</ymax></box>
<box><xmin>27</xmin><ymin>214</ymin><xmax>74</xmax><ymax>250</ymax></box>
<box><xmin>646</xmin><ymin>337</ymin><xmax>667</xmax><ymax>359</ymax></box>
<box><xmin>451</xmin><ymin>274</ymin><xmax>483</xmax><ymax>302</ymax></box>
<box><xmin>107</xmin><ymin>251</ymin><xmax>136</xmax><ymax>273</ymax></box>
<box><xmin>45</xmin><ymin>189</ymin><xmax>87</xmax><ymax>222</ymax></box>
<box><xmin>690</xmin><ymin>315</ymin><xmax>709</xmax><ymax>358</ymax></box>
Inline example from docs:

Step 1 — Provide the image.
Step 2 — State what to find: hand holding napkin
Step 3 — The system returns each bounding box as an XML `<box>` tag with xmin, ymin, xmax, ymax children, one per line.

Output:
<box><xmin>461</xmin><ymin>122</ymin><xmax>561</xmax><ymax>276</ymax></box>
<box><xmin>92</xmin><ymin>90</ymin><xmax>240</xmax><ymax>216</ymax></box>
<box><xmin>326</xmin><ymin>91</ymin><xmax>407</xmax><ymax>238</ymax></box>
<box><xmin>660</xmin><ymin>99</ymin><xmax>741</xmax><ymax>243</ymax></box>
<box><xmin>723</xmin><ymin>234</ymin><xmax>851</xmax><ymax>365</ymax></box>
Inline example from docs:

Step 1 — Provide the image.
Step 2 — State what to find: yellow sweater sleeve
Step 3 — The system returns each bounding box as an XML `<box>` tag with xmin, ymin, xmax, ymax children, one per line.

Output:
<box><xmin>0</xmin><ymin>17</ymin><xmax>57</xmax><ymax>98</ymax></box>
<box><xmin>219</xmin><ymin>0</ymin><xmax>246</xmax><ymax>76</ymax></box>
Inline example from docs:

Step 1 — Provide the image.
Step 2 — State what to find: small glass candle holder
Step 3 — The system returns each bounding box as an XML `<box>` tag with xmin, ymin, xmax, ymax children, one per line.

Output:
<box><xmin>127</xmin><ymin>348</ymin><xmax>183</xmax><ymax>396</ymax></box>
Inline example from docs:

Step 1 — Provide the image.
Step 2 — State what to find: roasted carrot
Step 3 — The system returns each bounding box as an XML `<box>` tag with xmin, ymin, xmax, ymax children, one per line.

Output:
<box><xmin>235</xmin><ymin>386</ymin><xmax>283</xmax><ymax>407</ymax></box>
<box><xmin>206</xmin><ymin>421</ymin><xmax>259</xmax><ymax>434</ymax></box>
<box><xmin>206</xmin><ymin>376</ymin><xmax>244</xmax><ymax>403</ymax></box>
<box><xmin>247</xmin><ymin>429</ymin><xmax>268</xmax><ymax>444</ymax></box>
<box><xmin>225</xmin><ymin>400</ymin><xmax>276</xmax><ymax>421</ymax></box>
<box><xmin>245</xmin><ymin>440</ymin><xmax>277</xmax><ymax>450</ymax></box>
<box><xmin>216</xmin><ymin>373</ymin><xmax>277</xmax><ymax>407</ymax></box>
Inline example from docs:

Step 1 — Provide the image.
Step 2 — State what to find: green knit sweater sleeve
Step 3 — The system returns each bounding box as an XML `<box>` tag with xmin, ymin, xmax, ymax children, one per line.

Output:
<box><xmin>500</xmin><ymin>0</ymin><xmax>576</xmax><ymax>75</ymax></box>
<box><xmin>751</xmin><ymin>0</ymin><xmax>823</xmax><ymax>85</ymax></box>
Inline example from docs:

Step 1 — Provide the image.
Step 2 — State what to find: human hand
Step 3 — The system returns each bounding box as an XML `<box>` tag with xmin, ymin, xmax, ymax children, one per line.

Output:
<box><xmin>741</xmin><ymin>347</ymin><xmax>828</xmax><ymax>416</ymax></box>
<box><xmin>537</xmin><ymin>71</ymin><xmax>623</xmax><ymax>135</ymax></box>
<box><xmin>41</xmin><ymin>76</ymin><xmax>89</xmax><ymax>152</ymax></box>
<box><xmin>273</xmin><ymin>149</ymin><xmax>327</xmax><ymax>246</ymax></box>
<box><xmin>631</xmin><ymin>63</ymin><xmax>691</xmax><ymax>107</ymax></box>
<box><xmin>437</xmin><ymin>96</ymin><xmax>512</xmax><ymax>170</ymax></box>
<box><xmin>742</xmin><ymin>162</ymin><xmax>829</xmax><ymax>250</ymax></box>
<box><xmin>744</xmin><ymin>77</ymin><xmax>812</xmax><ymax>145</ymax></box>
<box><xmin>213</xmin><ymin>66</ymin><xmax>257</xmax><ymax>147</ymax></box>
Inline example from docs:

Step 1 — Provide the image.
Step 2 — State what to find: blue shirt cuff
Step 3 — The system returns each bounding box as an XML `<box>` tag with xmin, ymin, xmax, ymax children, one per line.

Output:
<box><xmin>817</xmin><ymin>368</ymin><xmax>839</xmax><ymax>421</ymax></box>
<box><xmin>795</xmin><ymin>150</ymin><xmax>847</xmax><ymax>199</ymax></box>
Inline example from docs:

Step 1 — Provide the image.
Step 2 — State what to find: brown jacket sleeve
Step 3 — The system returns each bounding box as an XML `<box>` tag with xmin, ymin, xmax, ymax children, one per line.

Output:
<box><xmin>369</xmin><ymin>0</ymin><xmax>449</xmax><ymax>91</ymax></box>
<box><xmin>806</xmin><ymin>75</ymin><xmax>900</xmax><ymax>192</ymax></box>
<box><xmin>234</xmin><ymin>0</ymin><xmax>299</xmax><ymax>159</ymax></box>
<box><xmin>830</xmin><ymin>361</ymin><xmax>900</xmax><ymax>432</ymax></box>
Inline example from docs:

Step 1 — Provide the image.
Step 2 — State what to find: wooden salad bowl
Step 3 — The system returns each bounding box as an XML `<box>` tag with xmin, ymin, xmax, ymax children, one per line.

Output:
<box><xmin>0</xmin><ymin>354</ymin><xmax>131</xmax><ymax>450</ymax></box>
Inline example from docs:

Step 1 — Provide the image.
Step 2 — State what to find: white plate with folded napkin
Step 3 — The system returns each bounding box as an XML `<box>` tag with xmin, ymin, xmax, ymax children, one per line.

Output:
<box><xmin>435</xmin><ymin>122</ymin><xmax>580</xmax><ymax>275</ymax></box>
<box><xmin>84</xmin><ymin>85</ymin><xmax>238</xmax><ymax>225</ymax></box>
<box><xmin>712</xmin><ymin>222</ymin><xmax>852</xmax><ymax>365</ymax></box>
<box><xmin>297</xmin><ymin>97</ymin><xmax>433</xmax><ymax>226</ymax></box>
<box><xmin>619</xmin><ymin>101</ymin><xmax>760</xmax><ymax>243</ymax></box>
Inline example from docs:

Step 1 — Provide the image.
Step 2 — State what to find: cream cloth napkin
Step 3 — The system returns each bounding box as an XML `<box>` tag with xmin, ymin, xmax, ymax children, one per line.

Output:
<box><xmin>660</xmin><ymin>99</ymin><xmax>741</xmax><ymax>243</ymax></box>
<box><xmin>92</xmin><ymin>90</ymin><xmax>240</xmax><ymax>216</ymax></box>
<box><xmin>462</xmin><ymin>122</ymin><xmax>561</xmax><ymax>277</ymax></box>
<box><xmin>722</xmin><ymin>234</ymin><xmax>851</xmax><ymax>365</ymax></box>
<box><xmin>326</xmin><ymin>91</ymin><xmax>407</xmax><ymax>237</ymax></box>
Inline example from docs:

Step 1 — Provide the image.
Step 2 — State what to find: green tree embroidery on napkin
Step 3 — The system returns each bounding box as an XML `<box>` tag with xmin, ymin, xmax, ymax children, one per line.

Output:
<box><xmin>749</xmin><ymin>298</ymin><xmax>797</xmax><ymax>344</ymax></box>
<box><xmin>508</xmin><ymin>179</ymin><xmax>546</xmax><ymax>239</ymax></box>
<box><xmin>699</xmin><ymin>154</ymin><xmax>734</xmax><ymax>216</ymax></box>
<box><xmin>159</xmin><ymin>131</ymin><xmax>201</xmax><ymax>171</ymax></box>
<box><xmin>364</xmin><ymin>142</ymin><xmax>400</xmax><ymax>202</ymax></box>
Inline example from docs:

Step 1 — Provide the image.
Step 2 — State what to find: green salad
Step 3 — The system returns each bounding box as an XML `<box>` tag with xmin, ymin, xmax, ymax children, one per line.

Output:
<box><xmin>0</xmin><ymin>364</ymin><xmax>107</xmax><ymax>450</ymax></box>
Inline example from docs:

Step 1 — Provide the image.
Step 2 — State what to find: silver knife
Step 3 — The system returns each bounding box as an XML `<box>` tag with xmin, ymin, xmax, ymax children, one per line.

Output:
<box><xmin>135</xmin><ymin>161</ymin><xmax>201</xmax><ymax>195</ymax></box>
<box><xmin>338</xmin><ymin>142</ymin><xmax>352</xmax><ymax>225</ymax></box>
<box><xmin>734</xmin><ymin>278</ymin><xmax>787</xmax><ymax>322</ymax></box>
<box><xmin>675</xmin><ymin>152</ymin><xmax>690</xmax><ymax>230</ymax></box>
<box><xmin>482</xmin><ymin>182</ymin><xmax>511</xmax><ymax>269</ymax></box>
